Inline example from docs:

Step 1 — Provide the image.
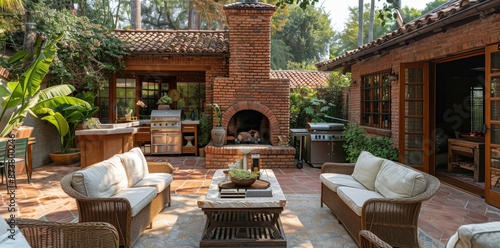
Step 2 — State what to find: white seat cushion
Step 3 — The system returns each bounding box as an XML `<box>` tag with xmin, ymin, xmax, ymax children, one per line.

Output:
<box><xmin>133</xmin><ymin>173</ymin><xmax>173</xmax><ymax>192</ymax></box>
<box><xmin>351</xmin><ymin>151</ymin><xmax>385</xmax><ymax>191</ymax></box>
<box><xmin>320</xmin><ymin>173</ymin><xmax>366</xmax><ymax>192</ymax></box>
<box><xmin>112</xmin><ymin>187</ymin><xmax>157</xmax><ymax>217</ymax></box>
<box><xmin>375</xmin><ymin>160</ymin><xmax>427</xmax><ymax>198</ymax></box>
<box><xmin>71</xmin><ymin>155</ymin><xmax>128</xmax><ymax>198</ymax></box>
<box><xmin>118</xmin><ymin>147</ymin><xmax>150</xmax><ymax>187</ymax></box>
<box><xmin>337</xmin><ymin>186</ymin><xmax>385</xmax><ymax>216</ymax></box>
<box><xmin>446</xmin><ymin>222</ymin><xmax>500</xmax><ymax>248</ymax></box>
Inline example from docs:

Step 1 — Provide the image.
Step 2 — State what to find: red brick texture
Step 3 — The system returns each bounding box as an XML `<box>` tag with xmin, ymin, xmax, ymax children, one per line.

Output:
<box><xmin>205</xmin><ymin>3</ymin><xmax>295</xmax><ymax>168</ymax></box>
<box><xmin>346</xmin><ymin>12</ymin><xmax>500</xmax><ymax>148</ymax></box>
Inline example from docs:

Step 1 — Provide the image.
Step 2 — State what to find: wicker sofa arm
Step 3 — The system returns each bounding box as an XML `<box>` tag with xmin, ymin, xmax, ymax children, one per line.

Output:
<box><xmin>359</xmin><ymin>230</ymin><xmax>392</xmax><ymax>248</ymax></box>
<box><xmin>147</xmin><ymin>161</ymin><xmax>174</xmax><ymax>174</ymax></box>
<box><xmin>321</xmin><ymin>162</ymin><xmax>355</xmax><ymax>174</ymax></box>
<box><xmin>13</xmin><ymin>218</ymin><xmax>119</xmax><ymax>248</ymax></box>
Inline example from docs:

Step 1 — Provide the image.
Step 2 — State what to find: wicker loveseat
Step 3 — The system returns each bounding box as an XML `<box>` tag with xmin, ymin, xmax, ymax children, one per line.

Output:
<box><xmin>320</xmin><ymin>151</ymin><xmax>440</xmax><ymax>247</ymax></box>
<box><xmin>61</xmin><ymin>147</ymin><xmax>173</xmax><ymax>247</ymax></box>
<box><xmin>12</xmin><ymin>218</ymin><xmax>119</xmax><ymax>248</ymax></box>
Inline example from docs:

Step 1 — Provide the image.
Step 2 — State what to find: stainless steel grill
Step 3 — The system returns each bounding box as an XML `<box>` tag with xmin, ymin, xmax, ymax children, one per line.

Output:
<box><xmin>305</xmin><ymin>122</ymin><xmax>347</xmax><ymax>168</ymax></box>
<box><xmin>150</xmin><ymin>110</ymin><xmax>182</xmax><ymax>155</ymax></box>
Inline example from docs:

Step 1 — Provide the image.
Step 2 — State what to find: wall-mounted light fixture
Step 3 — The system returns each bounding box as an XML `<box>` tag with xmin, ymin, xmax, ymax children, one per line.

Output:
<box><xmin>388</xmin><ymin>69</ymin><xmax>398</xmax><ymax>82</ymax></box>
<box><xmin>350</xmin><ymin>79</ymin><xmax>357</xmax><ymax>86</ymax></box>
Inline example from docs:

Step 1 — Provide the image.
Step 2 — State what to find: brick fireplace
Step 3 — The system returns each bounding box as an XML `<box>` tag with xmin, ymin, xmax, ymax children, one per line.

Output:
<box><xmin>204</xmin><ymin>1</ymin><xmax>296</xmax><ymax>169</ymax></box>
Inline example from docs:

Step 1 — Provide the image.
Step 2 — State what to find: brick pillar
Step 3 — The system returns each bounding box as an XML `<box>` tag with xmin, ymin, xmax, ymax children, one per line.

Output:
<box><xmin>223</xmin><ymin>2</ymin><xmax>276</xmax><ymax>80</ymax></box>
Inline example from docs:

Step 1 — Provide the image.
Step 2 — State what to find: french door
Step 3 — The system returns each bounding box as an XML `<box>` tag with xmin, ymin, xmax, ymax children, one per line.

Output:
<box><xmin>399</xmin><ymin>63</ymin><xmax>430</xmax><ymax>172</ymax></box>
<box><xmin>485</xmin><ymin>44</ymin><xmax>500</xmax><ymax>208</ymax></box>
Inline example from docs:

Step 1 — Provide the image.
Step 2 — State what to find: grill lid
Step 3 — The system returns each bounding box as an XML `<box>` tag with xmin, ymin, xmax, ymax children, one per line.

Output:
<box><xmin>306</xmin><ymin>122</ymin><xmax>344</xmax><ymax>131</ymax></box>
<box><xmin>151</xmin><ymin>110</ymin><xmax>182</xmax><ymax>122</ymax></box>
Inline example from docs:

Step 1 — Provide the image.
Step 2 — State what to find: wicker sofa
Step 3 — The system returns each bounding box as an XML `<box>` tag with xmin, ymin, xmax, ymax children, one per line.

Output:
<box><xmin>61</xmin><ymin>147</ymin><xmax>173</xmax><ymax>248</ymax></box>
<box><xmin>320</xmin><ymin>151</ymin><xmax>440</xmax><ymax>247</ymax></box>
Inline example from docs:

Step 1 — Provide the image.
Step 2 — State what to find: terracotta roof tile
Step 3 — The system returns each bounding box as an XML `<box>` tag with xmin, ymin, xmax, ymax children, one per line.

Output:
<box><xmin>113</xmin><ymin>30</ymin><xmax>229</xmax><ymax>55</ymax></box>
<box><xmin>271</xmin><ymin>70</ymin><xmax>331</xmax><ymax>88</ymax></box>
<box><xmin>315</xmin><ymin>0</ymin><xmax>492</xmax><ymax>71</ymax></box>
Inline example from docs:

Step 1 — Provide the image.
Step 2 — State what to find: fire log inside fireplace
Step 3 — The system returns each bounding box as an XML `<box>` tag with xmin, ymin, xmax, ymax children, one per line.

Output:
<box><xmin>235</xmin><ymin>130</ymin><xmax>260</xmax><ymax>144</ymax></box>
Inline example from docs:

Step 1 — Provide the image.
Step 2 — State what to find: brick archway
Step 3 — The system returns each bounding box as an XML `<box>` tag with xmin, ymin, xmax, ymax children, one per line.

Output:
<box><xmin>221</xmin><ymin>101</ymin><xmax>279</xmax><ymax>146</ymax></box>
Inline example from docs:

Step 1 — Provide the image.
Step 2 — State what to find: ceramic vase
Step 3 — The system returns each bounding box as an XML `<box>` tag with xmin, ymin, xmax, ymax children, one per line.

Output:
<box><xmin>211</xmin><ymin>126</ymin><xmax>226</xmax><ymax>147</ymax></box>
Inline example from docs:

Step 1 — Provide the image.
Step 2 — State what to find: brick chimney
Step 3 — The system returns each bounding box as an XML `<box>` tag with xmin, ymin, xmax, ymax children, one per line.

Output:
<box><xmin>223</xmin><ymin>1</ymin><xmax>276</xmax><ymax>80</ymax></box>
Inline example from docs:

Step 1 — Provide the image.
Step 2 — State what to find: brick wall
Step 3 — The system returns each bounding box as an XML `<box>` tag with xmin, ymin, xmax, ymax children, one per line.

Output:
<box><xmin>347</xmin><ymin>12</ymin><xmax>500</xmax><ymax>148</ymax></box>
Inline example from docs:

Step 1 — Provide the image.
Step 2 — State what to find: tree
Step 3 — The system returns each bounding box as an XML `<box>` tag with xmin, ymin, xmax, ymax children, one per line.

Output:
<box><xmin>273</xmin><ymin>5</ymin><xmax>333</xmax><ymax>67</ymax></box>
<box><xmin>358</xmin><ymin>0</ymin><xmax>363</xmax><ymax>46</ymax></box>
<box><xmin>130</xmin><ymin>0</ymin><xmax>141</xmax><ymax>29</ymax></box>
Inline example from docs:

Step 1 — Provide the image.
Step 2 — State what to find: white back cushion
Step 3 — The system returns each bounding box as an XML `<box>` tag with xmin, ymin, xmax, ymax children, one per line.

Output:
<box><xmin>71</xmin><ymin>155</ymin><xmax>128</xmax><ymax>198</ymax></box>
<box><xmin>375</xmin><ymin>160</ymin><xmax>427</xmax><ymax>198</ymax></box>
<box><xmin>351</xmin><ymin>151</ymin><xmax>385</xmax><ymax>191</ymax></box>
<box><xmin>118</xmin><ymin>147</ymin><xmax>149</xmax><ymax>187</ymax></box>
<box><xmin>446</xmin><ymin>222</ymin><xmax>500</xmax><ymax>248</ymax></box>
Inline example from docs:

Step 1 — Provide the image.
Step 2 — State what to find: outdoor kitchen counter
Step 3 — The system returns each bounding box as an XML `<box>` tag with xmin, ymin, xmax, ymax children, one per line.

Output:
<box><xmin>75</xmin><ymin>123</ymin><xmax>139</xmax><ymax>168</ymax></box>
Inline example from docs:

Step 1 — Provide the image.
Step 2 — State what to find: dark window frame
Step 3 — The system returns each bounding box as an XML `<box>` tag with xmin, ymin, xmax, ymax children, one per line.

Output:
<box><xmin>361</xmin><ymin>70</ymin><xmax>391</xmax><ymax>129</ymax></box>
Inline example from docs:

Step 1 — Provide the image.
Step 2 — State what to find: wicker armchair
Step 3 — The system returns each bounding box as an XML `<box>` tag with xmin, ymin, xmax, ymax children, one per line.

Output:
<box><xmin>360</xmin><ymin>230</ymin><xmax>392</xmax><ymax>248</ymax></box>
<box><xmin>61</xmin><ymin>161</ymin><xmax>174</xmax><ymax>248</ymax></box>
<box><xmin>321</xmin><ymin>162</ymin><xmax>440</xmax><ymax>247</ymax></box>
<box><xmin>13</xmin><ymin>218</ymin><xmax>119</xmax><ymax>248</ymax></box>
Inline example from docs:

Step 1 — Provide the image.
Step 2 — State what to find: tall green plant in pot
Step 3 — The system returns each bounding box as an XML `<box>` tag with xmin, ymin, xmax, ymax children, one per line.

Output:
<box><xmin>198</xmin><ymin>109</ymin><xmax>212</xmax><ymax>156</ymax></box>
<box><xmin>33</xmin><ymin>91</ymin><xmax>99</xmax><ymax>164</ymax></box>
<box><xmin>209</xmin><ymin>103</ymin><xmax>225</xmax><ymax>147</ymax></box>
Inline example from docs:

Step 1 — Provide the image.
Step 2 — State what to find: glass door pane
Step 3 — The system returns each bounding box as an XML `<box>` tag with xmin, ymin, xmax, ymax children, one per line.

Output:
<box><xmin>485</xmin><ymin>45</ymin><xmax>500</xmax><ymax>207</ymax></box>
<box><xmin>400</xmin><ymin>63</ymin><xmax>429</xmax><ymax>168</ymax></box>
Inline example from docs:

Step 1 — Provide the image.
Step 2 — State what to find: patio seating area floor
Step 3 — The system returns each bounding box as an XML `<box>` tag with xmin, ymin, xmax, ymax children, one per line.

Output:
<box><xmin>2</xmin><ymin>155</ymin><xmax>500</xmax><ymax>246</ymax></box>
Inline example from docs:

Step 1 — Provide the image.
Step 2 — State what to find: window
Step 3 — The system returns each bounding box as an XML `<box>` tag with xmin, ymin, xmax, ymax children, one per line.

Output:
<box><xmin>361</xmin><ymin>71</ymin><xmax>391</xmax><ymax>129</ymax></box>
<box><xmin>470</xmin><ymin>86</ymin><xmax>484</xmax><ymax>132</ymax></box>
<box><xmin>176</xmin><ymin>82</ymin><xmax>205</xmax><ymax>120</ymax></box>
<box><xmin>116</xmin><ymin>78</ymin><xmax>137</xmax><ymax>120</ymax></box>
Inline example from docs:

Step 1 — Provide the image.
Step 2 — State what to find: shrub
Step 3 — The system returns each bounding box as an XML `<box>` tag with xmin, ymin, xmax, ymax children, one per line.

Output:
<box><xmin>342</xmin><ymin>122</ymin><xmax>398</xmax><ymax>162</ymax></box>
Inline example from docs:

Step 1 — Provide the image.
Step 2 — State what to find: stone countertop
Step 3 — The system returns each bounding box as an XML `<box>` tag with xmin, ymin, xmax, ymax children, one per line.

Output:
<box><xmin>182</xmin><ymin>120</ymin><xmax>200</xmax><ymax>125</ymax></box>
<box><xmin>75</xmin><ymin>121</ymin><xmax>140</xmax><ymax>135</ymax></box>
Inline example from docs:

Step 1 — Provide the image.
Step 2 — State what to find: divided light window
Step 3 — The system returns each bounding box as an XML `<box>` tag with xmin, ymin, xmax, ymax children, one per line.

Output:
<box><xmin>361</xmin><ymin>71</ymin><xmax>391</xmax><ymax>129</ymax></box>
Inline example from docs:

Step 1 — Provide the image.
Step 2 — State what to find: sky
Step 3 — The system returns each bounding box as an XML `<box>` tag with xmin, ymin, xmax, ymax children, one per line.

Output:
<box><xmin>319</xmin><ymin>0</ymin><xmax>437</xmax><ymax>31</ymax></box>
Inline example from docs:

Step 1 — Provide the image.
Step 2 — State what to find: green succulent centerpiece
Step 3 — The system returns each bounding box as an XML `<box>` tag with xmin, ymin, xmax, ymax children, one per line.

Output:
<box><xmin>228</xmin><ymin>168</ymin><xmax>260</xmax><ymax>186</ymax></box>
<box><xmin>157</xmin><ymin>95</ymin><xmax>173</xmax><ymax>105</ymax></box>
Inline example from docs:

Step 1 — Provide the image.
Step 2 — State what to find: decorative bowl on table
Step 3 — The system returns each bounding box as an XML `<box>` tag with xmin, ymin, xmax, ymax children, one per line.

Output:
<box><xmin>230</xmin><ymin>177</ymin><xmax>256</xmax><ymax>187</ymax></box>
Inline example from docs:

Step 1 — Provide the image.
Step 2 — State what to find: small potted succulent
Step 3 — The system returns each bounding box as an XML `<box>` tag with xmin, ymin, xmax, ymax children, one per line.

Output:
<box><xmin>157</xmin><ymin>95</ymin><xmax>173</xmax><ymax>109</ymax></box>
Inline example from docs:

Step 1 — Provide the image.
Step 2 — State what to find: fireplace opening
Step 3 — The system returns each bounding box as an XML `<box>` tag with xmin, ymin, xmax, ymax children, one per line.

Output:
<box><xmin>227</xmin><ymin>110</ymin><xmax>270</xmax><ymax>144</ymax></box>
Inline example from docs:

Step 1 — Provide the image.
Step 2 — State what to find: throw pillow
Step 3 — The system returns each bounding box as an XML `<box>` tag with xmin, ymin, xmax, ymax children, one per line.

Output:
<box><xmin>374</xmin><ymin>160</ymin><xmax>427</xmax><ymax>198</ymax></box>
<box><xmin>351</xmin><ymin>151</ymin><xmax>385</xmax><ymax>191</ymax></box>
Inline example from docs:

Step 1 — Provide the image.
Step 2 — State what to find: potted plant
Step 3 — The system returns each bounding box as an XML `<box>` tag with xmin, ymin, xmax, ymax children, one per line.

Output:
<box><xmin>33</xmin><ymin>91</ymin><xmax>99</xmax><ymax>165</ymax></box>
<box><xmin>198</xmin><ymin>110</ymin><xmax>212</xmax><ymax>156</ymax></box>
<box><xmin>157</xmin><ymin>95</ymin><xmax>173</xmax><ymax>110</ymax></box>
<box><xmin>209</xmin><ymin>103</ymin><xmax>225</xmax><ymax>147</ymax></box>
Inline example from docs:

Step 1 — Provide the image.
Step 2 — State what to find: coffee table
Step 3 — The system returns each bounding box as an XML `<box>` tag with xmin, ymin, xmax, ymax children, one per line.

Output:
<box><xmin>197</xmin><ymin>169</ymin><xmax>287</xmax><ymax>247</ymax></box>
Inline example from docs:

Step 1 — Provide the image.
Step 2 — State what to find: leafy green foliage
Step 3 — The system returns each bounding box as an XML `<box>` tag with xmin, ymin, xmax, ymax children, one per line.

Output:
<box><xmin>342</xmin><ymin>122</ymin><xmax>398</xmax><ymax>162</ymax></box>
<box><xmin>23</xmin><ymin>4</ymin><xmax>127</xmax><ymax>91</ymax></box>
<box><xmin>198</xmin><ymin>108</ymin><xmax>212</xmax><ymax>147</ymax></box>
<box><xmin>0</xmin><ymin>33</ymin><xmax>69</xmax><ymax>137</ymax></box>
<box><xmin>273</xmin><ymin>4</ymin><xmax>333</xmax><ymax>66</ymax></box>
<box><xmin>33</xmin><ymin>91</ymin><xmax>99</xmax><ymax>153</ymax></box>
<box><xmin>289</xmin><ymin>72</ymin><xmax>349</xmax><ymax>128</ymax></box>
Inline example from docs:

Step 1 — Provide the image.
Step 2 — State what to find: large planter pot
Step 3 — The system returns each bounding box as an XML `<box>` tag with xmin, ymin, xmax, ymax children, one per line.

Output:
<box><xmin>211</xmin><ymin>126</ymin><xmax>226</xmax><ymax>147</ymax></box>
<box><xmin>49</xmin><ymin>149</ymin><xmax>81</xmax><ymax>165</ymax></box>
